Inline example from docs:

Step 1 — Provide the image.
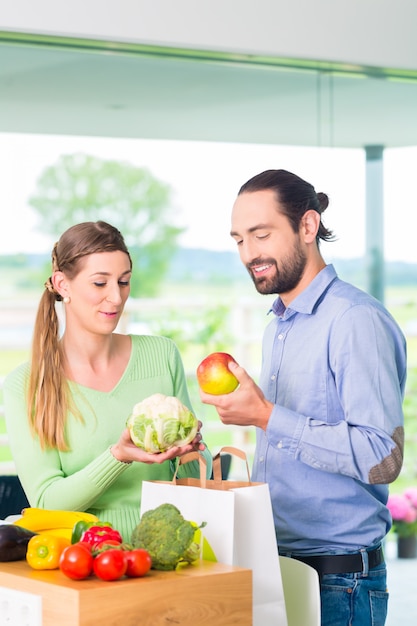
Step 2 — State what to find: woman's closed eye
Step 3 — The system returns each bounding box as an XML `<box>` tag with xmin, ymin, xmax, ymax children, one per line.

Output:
<box><xmin>93</xmin><ymin>280</ymin><xmax>130</xmax><ymax>287</ymax></box>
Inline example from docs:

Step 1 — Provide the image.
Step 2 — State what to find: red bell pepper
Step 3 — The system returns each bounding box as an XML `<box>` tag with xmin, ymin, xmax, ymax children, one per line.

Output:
<box><xmin>71</xmin><ymin>520</ymin><xmax>113</xmax><ymax>544</ymax></box>
<box><xmin>80</xmin><ymin>525</ymin><xmax>123</xmax><ymax>550</ymax></box>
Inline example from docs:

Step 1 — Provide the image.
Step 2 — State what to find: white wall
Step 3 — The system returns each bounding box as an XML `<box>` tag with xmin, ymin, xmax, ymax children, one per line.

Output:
<box><xmin>1</xmin><ymin>0</ymin><xmax>417</xmax><ymax>71</ymax></box>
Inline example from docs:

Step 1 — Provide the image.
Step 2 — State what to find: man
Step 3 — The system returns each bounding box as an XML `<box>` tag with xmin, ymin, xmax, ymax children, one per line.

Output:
<box><xmin>200</xmin><ymin>169</ymin><xmax>406</xmax><ymax>626</ymax></box>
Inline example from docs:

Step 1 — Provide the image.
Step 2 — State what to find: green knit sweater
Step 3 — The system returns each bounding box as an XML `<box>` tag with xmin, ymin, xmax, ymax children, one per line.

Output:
<box><xmin>4</xmin><ymin>335</ymin><xmax>212</xmax><ymax>541</ymax></box>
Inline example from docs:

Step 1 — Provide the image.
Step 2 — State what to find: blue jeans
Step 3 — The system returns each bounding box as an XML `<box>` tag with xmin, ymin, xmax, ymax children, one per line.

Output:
<box><xmin>320</xmin><ymin>561</ymin><xmax>388</xmax><ymax>626</ymax></box>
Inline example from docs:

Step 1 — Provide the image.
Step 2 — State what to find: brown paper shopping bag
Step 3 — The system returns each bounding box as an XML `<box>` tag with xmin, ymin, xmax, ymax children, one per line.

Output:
<box><xmin>140</xmin><ymin>447</ymin><xmax>288</xmax><ymax>626</ymax></box>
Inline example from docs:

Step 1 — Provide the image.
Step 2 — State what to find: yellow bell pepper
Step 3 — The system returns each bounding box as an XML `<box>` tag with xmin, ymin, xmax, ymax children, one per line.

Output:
<box><xmin>26</xmin><ymin>534</ymin><xmax>71</xmax><ymax>570</ymax></box>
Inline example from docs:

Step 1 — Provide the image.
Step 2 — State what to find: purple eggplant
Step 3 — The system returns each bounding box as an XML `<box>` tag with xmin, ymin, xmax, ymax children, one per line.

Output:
<box><xmin>0</xmin><ymin>524</ymin><xmax>37</xmax><ymax>561</ymax></box>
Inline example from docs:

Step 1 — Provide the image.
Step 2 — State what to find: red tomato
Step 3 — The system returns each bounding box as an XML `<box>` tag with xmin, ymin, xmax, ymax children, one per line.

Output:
<box><xmin>59</xmin><ymin>543</ymin><xmax>94</xmax><ymax>580</ymax></box>
<box><xmin>95</xmin><ymin>539</ymin><xmax>124</xmax><ymax>552</ymax></box>
<box><xmin>125</xmin><ymin>549</ymin><xmax>152</xmax><ymax>578</ymax></box>
<box><xmin>93</xmin><ymin>548</ymin><xmax>127</xmax><ymax>581</ymax></box>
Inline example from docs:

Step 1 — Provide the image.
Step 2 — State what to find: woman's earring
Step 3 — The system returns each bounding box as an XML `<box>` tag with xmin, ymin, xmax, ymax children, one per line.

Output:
<box><xmin>63</xmin><ymin>296</ymin><xmax>71</xmax><ymax>304</ymax></box>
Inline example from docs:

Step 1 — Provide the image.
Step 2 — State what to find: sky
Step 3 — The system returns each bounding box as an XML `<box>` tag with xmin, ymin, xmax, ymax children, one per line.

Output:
<box><xmin>1</xmin><ymin>132</ymin><xmax>416</xmax><ymax>263</ymax></box>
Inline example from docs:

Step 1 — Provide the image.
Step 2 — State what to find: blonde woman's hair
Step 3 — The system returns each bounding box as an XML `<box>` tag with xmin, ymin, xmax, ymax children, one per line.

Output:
<box><xmin>28</xmin><ymin>221</ymin><xmax>132</xmax><ymax>450</ymax></box>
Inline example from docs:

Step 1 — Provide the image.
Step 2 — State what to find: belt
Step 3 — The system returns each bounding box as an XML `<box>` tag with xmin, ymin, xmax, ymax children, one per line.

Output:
<box><xmin>291</xmin><ymin>545</ymin><xmax>384</xmax><ymax>575</ymax></box>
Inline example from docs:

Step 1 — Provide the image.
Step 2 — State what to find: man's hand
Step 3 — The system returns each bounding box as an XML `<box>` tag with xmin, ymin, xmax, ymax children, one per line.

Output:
<box><xmin>199</xmin><ymin>361</ymin><xmax>273</xmax><ymax>430</ymax></box>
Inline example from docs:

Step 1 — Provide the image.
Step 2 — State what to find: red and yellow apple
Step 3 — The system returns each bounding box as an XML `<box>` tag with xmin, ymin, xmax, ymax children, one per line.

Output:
<box><xmin>196</xmin><ymin>352</ymin><xmax>239</xmax><ymax>395</ymax></box>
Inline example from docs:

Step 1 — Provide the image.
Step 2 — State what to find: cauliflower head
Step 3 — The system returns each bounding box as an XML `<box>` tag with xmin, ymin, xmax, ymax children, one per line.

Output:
<box><xmin>126</xmin><ymin>393</ymin><xmax>198</xmax><ymax>453</ymax></box>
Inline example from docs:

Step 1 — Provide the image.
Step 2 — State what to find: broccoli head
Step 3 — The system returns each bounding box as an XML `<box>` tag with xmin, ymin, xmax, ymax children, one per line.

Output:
<box><xmin>131</xmin><ymin>503</ymin><xmax>204</xmax><ymax>570</ymax></box>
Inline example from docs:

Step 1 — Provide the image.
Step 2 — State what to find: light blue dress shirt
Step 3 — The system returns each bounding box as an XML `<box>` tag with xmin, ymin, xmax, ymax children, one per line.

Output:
<box><xmin>253</xmin><ymin>264</ymin><xmax>407</xmax><ymax>554</ymax></box>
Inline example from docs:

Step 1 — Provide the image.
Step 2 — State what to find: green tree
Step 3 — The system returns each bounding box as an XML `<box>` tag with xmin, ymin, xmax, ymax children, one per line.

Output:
<box><xmin>28</xmin><ymin>153</ymin><xmax>184</xmax><ymax>296</ymax></box>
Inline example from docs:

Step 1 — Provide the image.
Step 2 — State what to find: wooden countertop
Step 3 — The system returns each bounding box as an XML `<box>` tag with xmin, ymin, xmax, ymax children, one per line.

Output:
<box><xmin>0</xmin><ymin>558</ymin><xmax>252</xmax><ymax>625</ymax></box>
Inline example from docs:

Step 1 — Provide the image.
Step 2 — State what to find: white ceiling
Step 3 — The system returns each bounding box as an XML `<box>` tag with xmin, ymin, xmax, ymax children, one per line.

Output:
<box><xmin>1</xmin><ymin>39</ymin><xmax>417</xmax><ymax>149</ymax></box>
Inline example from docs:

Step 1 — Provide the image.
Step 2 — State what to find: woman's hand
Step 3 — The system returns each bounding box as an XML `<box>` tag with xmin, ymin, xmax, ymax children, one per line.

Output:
<box><xmin>110</xmin><ymin>421</ymin><xmax>205</xmax><ymax>465</ymax></box>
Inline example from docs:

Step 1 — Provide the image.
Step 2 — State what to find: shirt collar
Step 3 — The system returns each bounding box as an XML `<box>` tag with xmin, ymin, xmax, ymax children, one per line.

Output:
<box><xmin>271</xmin><ymin>264</ymin><xmax>338</xmax><ymax>318</ymax></box>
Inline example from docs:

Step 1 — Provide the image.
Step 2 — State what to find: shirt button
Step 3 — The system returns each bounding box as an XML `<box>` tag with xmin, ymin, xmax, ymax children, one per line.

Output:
<box><xmin>271</xmin><ymin>374</ymin><xmax>276</xmax><ymax>381</ymax></box>
<box><xmin>259</xmin><ymin>456</ymin><xmax>265</xmax><ymax>463</ymax></box>
<box><xmin>277</xmin><ymin>441</ymin><xmax>283</xmax><ymax>449</ymax></box>
<box><xmin>278</xmin><ymin>333</ymin><xmax>284</xmax><ymax>340</ymax></box>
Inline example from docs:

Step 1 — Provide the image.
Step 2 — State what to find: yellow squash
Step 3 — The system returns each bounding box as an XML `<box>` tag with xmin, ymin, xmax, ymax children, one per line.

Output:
<box><xmin>13</xmin><ymin>508</ymin><xmax>98</xmax><ymax>533</ymax></box>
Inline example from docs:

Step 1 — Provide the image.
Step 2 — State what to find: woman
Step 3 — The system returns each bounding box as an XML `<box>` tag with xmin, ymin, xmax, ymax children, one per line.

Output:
<box><xmin>4</xmin><ymin>221</ymin><xmax>211</xmax><ymax>541</ymax></box>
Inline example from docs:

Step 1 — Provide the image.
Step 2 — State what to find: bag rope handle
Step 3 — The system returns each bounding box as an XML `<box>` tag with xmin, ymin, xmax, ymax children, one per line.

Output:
<box><xmin>173</xmin><ymin>451</ymin><xmax>208</xmax><ymax>488</ymax></box>
<box><xmin>212</xmin><ymin>446</ymin><xmax>251</xmax><ymax>484</ymax></box>
<box><xmin>173</xmin><ymin>447</ymin><xmax>251</xmax><ymax>487</ymax></box>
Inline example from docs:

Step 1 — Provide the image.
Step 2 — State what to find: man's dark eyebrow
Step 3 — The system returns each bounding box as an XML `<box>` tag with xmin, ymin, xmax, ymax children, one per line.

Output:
<box><xmin>230</xmin><ymin>224</ymin><xmax>271</xmax><ymax>237</ymax></box>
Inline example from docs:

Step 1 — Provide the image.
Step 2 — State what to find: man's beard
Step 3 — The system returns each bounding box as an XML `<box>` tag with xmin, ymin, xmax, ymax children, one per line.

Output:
<box><xmin>246</xmin><ymin>242</ymin><xmax>307</xmax><ymax>295</ymax></box>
